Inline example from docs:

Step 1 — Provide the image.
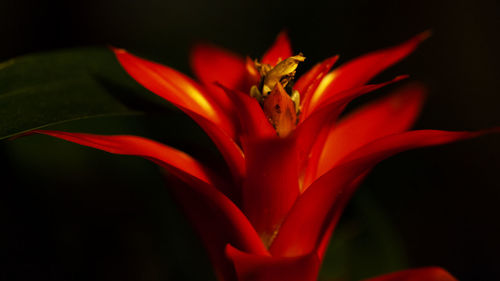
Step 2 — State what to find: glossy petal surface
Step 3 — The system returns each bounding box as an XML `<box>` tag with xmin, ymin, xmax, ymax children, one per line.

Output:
<box><xmin>297</xmin><ymin>77</ymin><xmax>407</xmax><ymax>189</ymax></box>
<box><xmin>316</xmin><ymin>84</ymin><xmax>425</xmax><ymax>177</ymax></box>
<box><xmin>307</xmin><ymin>32</ymin><xmax>428</xmax><ymax>113</ymax></box>
<box><xmin>294</xmin><ymin>56</ymin><xmax>338</xmax><ymax>100</ymax></box>
<box><xmin>242</xmin><ymin>137</ymin><xmax>300</xmax><ymax>246</ymax></box>
<box><xmin>190</xmin><ymin>44</ymin><xmax>251</xmax><ymax>116</ymax></box>
<box><xmin>113</xmin><ymin>48</ymin><xmax>247</xmax><ymax>185</ymax></box>
<box><xmin>113</xmin><ymin>48</ymin><xmax>236</xmax><ymax>138</ymax></box>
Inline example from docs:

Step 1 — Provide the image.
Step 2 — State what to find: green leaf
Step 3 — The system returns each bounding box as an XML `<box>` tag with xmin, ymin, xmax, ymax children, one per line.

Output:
<box><xmin>0</xmin><ymin>48</ymin><xmax>170</xmax><ymax>140</ymax></box>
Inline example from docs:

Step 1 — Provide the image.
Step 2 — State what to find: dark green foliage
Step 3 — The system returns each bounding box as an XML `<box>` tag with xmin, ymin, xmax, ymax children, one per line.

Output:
<box><xmin>0</xmin><ymin>48</ymin><xmax>170</xmax><ymax>139</ymax></box>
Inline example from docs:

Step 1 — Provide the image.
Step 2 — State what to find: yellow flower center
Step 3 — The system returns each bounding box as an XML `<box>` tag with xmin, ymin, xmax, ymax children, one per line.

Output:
<box><xmin>250</xmin><ymin>54</ymin><xmax>305</xmax><ymax>137</ymax></box>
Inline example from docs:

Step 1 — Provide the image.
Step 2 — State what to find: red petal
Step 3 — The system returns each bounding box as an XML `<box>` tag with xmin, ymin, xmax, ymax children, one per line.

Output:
<box><xmin>295</xmin><ymin>77</ymin><xmax>407</xmax><ymax>187</ymax></box>
<box><xmin>242</xmin><ymin>137</ymin><xmax>301</xmax><ymax>247</ymax></box>
<box><xmin>361</xmin><ymin>267</ymin><xmax>458</xmax><ymax>281</ymax></box>
<box><xmin>46</xmin><ymin>121</ymin><xmax>245</xmax><ymax>202</ymax></box>
<box><xmin>261</xmin><ymin>31</ymin><xmax>293</xmax><ymax>66</ymax></box>
<box><xmin>226</xmin><ymin>244</ymin><xmax>320</xmax><ymax>281</ymax></box>
<box><xmin>215</xmin><ymin>87</ymin><xmax>298</xmax><ymax>231</ymax></box>
<box><xmin>33</xmin><ymin>130</ymin><xmax>267</xmax><ymax>281</ymax></box>
<box><xmin>190</xmin><ymin>44</ymin><xmax>252</xmax><ymax>117</ymax></box>
<box><xmin>33</xmin><ymin>130</ymin><xmax>219</xmax><ymax>185</ymax></box>
<box><xmin>270</xmin><ymin>158</ymin><xmax>373</xmax><ymax>257</ymax></box>
<box><xmin>217</xmin><ymin>84</ymin><xmax>276</xmax><ymax>141</ymax></box>
<box><xmin>33</xmin><ymin>128</ymin><xmax>242</xmax><ymax>202</ymax></box>
<box><xmin>295</xmin><ymin>56</ymin><xmax>338</xmax><ymax>95</ymax></box>
<box><xmin>306</xmin><ymin>32</ymin><xmax>429</xmax><ymax>113</ymax></box>
<box><xmin>295</xmin><ymin>84</ymin><xmax>377</xmax><ymax>161</ymax></box>
<box><xmin>262</xmin><ymin>82</ymin><xmax>297</xmax><ymax>138</ymax></box>
<box><xmin>168</xmin><ymin>178</ymin><xmax>268</xmax><ymax>281</ymax></box>
<box><xmin>294</xmin><ymin>56</ymin><xmax>339</xmax><ymax>119</ymax></box>
<box><xmin>191</xmin><ymin>43</ymin><xmax>248</xmax><ymax>91</ymax></box>
<box><xmin>314</xmin><ymin>84</ymin><xmax>425</xmax><ymax>181</ymax></box>
<box><xmin>187</xmin><ymin>110</ymin><xmax>246</xmax><ymax>198</ymax></box>
<box><xmin>341</xmin><ymin>129</ymin><xmax>487</xmax><ymax>164</ymax></box>
<box><xmin>271</xmin><ymin>129</ymin><xmax>490</xmax><ymax>257</ymax></box>
<box><xmin>113</xmin><ymin>47</ymin><xmax>236</xmax><ymax>138</ymax></box>
<box><xmin>113</xmin><ymin>48</ymin><xmax>245</xmax><ymax>184</ymax></box>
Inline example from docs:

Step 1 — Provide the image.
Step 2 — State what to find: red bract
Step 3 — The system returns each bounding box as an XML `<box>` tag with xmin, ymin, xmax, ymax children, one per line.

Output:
<box><xmin>31</xmin><ymin>32</ymin><xmax>489</xmax><ymax>281</ymax></box>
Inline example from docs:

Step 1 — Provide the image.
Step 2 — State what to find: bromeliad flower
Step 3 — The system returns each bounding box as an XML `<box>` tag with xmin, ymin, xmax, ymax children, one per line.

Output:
<box><xmin>28</xmin><ymin>32</ymin><xmax>487</xmax><ymax>281</ymax></box>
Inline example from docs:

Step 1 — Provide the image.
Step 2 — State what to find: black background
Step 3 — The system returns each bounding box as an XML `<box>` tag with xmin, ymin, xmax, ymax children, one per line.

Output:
<box><xmin>1</xmin><ymin>0</ymin><xmax>500</xmax><ymax>280</ymax></box>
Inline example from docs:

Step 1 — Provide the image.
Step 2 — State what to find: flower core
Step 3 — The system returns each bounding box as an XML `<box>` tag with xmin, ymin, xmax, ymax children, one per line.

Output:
<box><xmin>250</xmin><ymin>54</ymin><xmax>305</xmax><ymax>137</ymax></box>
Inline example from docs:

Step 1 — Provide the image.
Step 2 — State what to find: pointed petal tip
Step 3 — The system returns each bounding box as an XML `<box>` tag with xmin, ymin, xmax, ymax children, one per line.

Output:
<box><xmin>484</xmin><ymin>126</ymin><xmax>500</xmax><ymax>135</ymax></box>
<box><xmin>190</xmin><ymin>41</ymin><xmax>210</xmax><ymax>50</ymax></box>
<box><xmin>424</xmin><ymin>267</ymin><xmax>458</xmax><ymax>281</ymax></box>
<box><xmin>262</xmin><ymin>30</ymin><xmax>293</xmax><ymax>65</ymax></box>
<box><xmin>110</xmin><ymin>46</ymin><xmax>127</xmax><ymax>55</ymax></box>
<box><xmin>395</xmin><ymin>83</ymin><xmax>427</xmax><ymax>105</ymax></box>
<box><xmin>325</xmin><ymin>55</ymin><xmax>340</xmax><ymax>67</ymax></box>
<box><xmin>305</xmin><ymin>33</ymin><xmax>426</xmax><ymax>113</ymax></box>
<box><xmin>394</xmin><ymin>74</ymin><xmax>410</xmax><ymax>81</ymax></box>
<box><xmin>418</xmin><ymin>30</ymin><xmax>433</xmax><ymax>42</ymax></box>
<box><xmin>189</xmin><ymin>42</ymin><xmax>223</xmax><ymax>58</ymax></box>
<box><xmin>277</xmin><ymin>29</ymin><xmax>290</xmax><ymax>40</ymax></box>
<box><xmin>404</xmin><ymin>30</ymin><xmax>431</xmax><ymax>46</ymax></box>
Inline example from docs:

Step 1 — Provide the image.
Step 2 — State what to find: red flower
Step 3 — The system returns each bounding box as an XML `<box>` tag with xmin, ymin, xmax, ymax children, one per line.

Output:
<box><xmin>30</xmin><ymin>32</ymin><xmax>488</xmax><ymax>281</ymax></box>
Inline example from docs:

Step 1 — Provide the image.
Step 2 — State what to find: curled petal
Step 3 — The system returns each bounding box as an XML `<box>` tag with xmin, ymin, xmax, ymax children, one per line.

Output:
<box><xmin>296</xmin><ymin>76</ymin><xmax>407</xmax><ymax>188</ymax></box>
<box><xmin>315</xmin><ymin>84</ymin><xmax>425</xmax><ymax>180</ymax></box>
<box><xmin>307</xmin><ymin>32</ymin><xmax>429</xmax><ymax>113</ymax></box>
<box><xmin>361</xmin><ymin>267</ymin><xmax>458</xmax><ymax>281</ymax></box>
<box><xmin>261</xmin><ymin>31</ymin><xmax>293</xmax><ymax>66</ymax></box>
<box><xmin>271</xmin><ymin>129</ymin><xmax>493</xmax><ymax>257</ymax></box>
<box><xmin>226</xmin><ymin>244</ymin><xmax>320</xmax><ymax>281</ymax></box>
<box><xmin>294</xmin><ymin>56</ymin><xmax>339</xmax><ymax>119</ymax></box>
